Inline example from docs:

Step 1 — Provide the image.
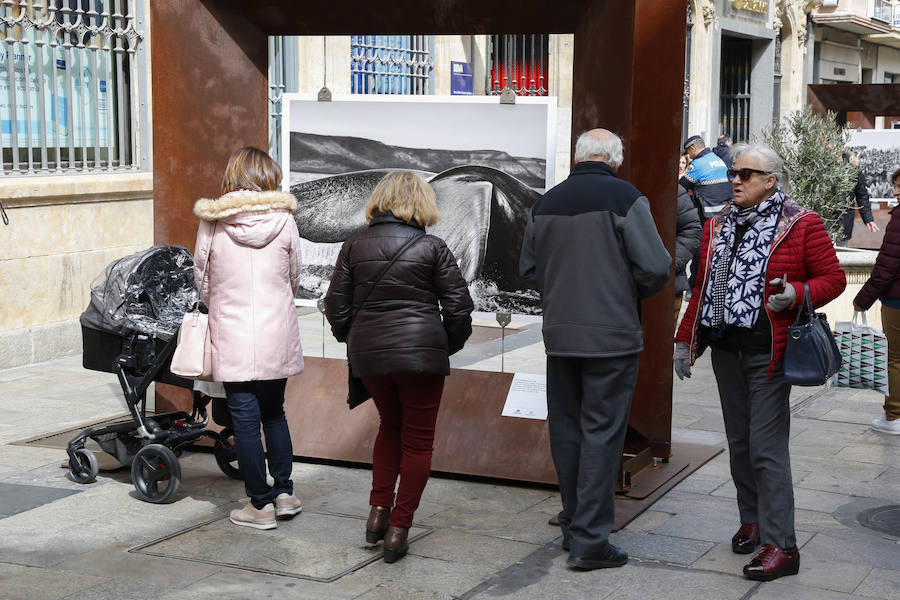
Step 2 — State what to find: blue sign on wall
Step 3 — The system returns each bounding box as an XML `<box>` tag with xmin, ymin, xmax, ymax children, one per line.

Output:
<box><xmin>450</xmin><ymin>61</ymin><xmax>473</xmax><ymax>96</ymax></box>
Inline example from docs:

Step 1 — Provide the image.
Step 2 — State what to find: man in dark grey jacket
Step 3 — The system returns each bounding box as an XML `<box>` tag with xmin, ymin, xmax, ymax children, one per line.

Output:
<box><xmin>519</xmin><ymin>129</ymin><xmax>670</xmax><ymax>570</ymax></box>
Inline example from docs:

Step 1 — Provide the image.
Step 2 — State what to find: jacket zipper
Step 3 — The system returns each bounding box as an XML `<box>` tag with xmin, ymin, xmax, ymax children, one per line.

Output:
<box><xmin>689</xmin><ymin>208</ymin><xmax>809</xmax><ymax>364</ymax></box>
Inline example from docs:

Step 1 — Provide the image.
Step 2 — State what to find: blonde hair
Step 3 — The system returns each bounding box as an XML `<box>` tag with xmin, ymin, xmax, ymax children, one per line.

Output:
<box><xmin>221</xmin><ymin>146</ymin><xmax>282</xmax><ymax>194</ymax></box>
<box><xmin>365</xmin><ymin>171</ymin><xmax>440</xmax><ymax>227</ymax></box>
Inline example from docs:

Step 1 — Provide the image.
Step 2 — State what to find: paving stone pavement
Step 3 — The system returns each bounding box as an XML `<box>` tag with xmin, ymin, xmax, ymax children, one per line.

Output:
<box><xmin>0</xmin><ymin>319</ymin><xmax>898</xmax><ymax>599</ymax></box>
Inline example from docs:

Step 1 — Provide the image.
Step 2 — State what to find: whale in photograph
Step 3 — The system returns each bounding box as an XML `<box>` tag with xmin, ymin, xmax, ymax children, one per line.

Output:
<box><xmin>289</xmin><ymin>165</ymin><xmax>542</xmax><ymax>312</ymax></box>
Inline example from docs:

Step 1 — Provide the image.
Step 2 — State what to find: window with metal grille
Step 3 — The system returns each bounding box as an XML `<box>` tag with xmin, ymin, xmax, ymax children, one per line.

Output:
<box><xmin>268</xmin><ymin>36</ymin><xmax>297</xmax><ymax>165</ymax></box>
<box><xmin>350</xmin><ymin>35</ymin><xmax>433</xmax><ymax>95</ymax></box>
<box><xmin>1</xmin><ymin>0</ymin><xmax>147</xmax><ymax>175</ymax></box>
<box><xmin>487</xmin><ymin>35</ymin><xmax>548</xmax><ymax>96</ymax></box>
<box><xmin>719</xmin><ymin>37</ymin><xmax>751</xmax><ymax>143</ymax></box>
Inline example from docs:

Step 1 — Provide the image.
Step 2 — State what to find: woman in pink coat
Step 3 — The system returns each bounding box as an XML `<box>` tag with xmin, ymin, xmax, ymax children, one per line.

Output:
<box><xmin>193</xmin><ymin>147</ymin><xmax>304</xmax><ymax>530</ymax></box>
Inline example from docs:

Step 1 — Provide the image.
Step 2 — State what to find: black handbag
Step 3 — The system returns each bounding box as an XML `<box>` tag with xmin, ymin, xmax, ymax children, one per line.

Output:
<box><xmin>347</xmin><ymin>365</ymin><xmax>371</xmax><ymax>410</ymax></box>
<box><xmin>345</xmin><ymin>232</ymin><xmax>425</xmax><ymax>409</ymax></box>
<box><xmin>783</xmin><ymin>282</ymin><xmax>842</xmax><ymax>386</ymax></box>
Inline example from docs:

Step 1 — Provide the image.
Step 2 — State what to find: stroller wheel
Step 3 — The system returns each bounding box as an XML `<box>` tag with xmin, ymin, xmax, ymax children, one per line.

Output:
<box><xmin>67</xmin><ymin>448</ymin><xmax>99</xmax><ymax>484</ymax></box>
<box><xmin>132</xmin><ymin>444</ymin><xmax>181</xmax><ymax>503</ymax></box>
<box><xmin>214</xmin><ymin>427</ymin><xmax>243</xmax><ymax>481</ymax></box>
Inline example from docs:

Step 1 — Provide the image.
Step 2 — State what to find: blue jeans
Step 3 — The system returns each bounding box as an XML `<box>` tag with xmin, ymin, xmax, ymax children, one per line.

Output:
<box><xmin>224</xmin><ymin>379</ymin><xmax>294</xmax><ymax>509</ymax></box>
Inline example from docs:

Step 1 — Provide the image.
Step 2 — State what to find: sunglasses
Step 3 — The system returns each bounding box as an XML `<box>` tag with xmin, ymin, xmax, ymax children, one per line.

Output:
<box><xmin>727</xmin><ymin>168</ymin><xmax>771</xmax><ymax>181</ymax></box>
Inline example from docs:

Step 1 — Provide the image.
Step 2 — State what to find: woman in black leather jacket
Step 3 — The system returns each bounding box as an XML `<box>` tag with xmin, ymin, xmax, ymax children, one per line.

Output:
<box><xmin>324</xmin><ymin>171</ymin><xmax>473</xmax><ymax>563</ymax></box>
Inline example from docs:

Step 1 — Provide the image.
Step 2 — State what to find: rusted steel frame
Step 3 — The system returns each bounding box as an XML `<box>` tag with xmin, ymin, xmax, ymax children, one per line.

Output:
<box><xmin>152</xmin><ymin>0</ymin><xmax>689</xmax><ymax>467</ymax></box>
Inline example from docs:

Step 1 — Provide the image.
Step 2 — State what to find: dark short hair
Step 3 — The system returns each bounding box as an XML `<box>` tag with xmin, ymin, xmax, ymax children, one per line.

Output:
<box><xmin>717</xmin><ymin>134</ymin><xmax>732</xmax><ymax>145</ymax></box>
<box><xmin>682</xmin><ymin>135</ymin><xmax>704</xmax><ymax>152</ymax></box>
<box><xmin>892</xmin><ymin>168</ymin><xmax>900</xmax><ymax>185</ymax></box>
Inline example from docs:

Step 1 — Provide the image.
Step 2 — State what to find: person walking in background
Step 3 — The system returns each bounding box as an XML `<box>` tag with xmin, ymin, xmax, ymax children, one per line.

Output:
<box><xmin>853</xmin><ymin>167</ymin><xmax>900</xmax><ymax>435</ymax></box>
<box><xmin>680</xmin><ymin>135</ymin><xmax>733</xmax><ymax>289</ymax></box>
<box><xmin>713</xmin><ymin>134</ymin><xmax>734</xmax><ymax>169</ymax></box>
<box><xmin>324</xmin><ymin>171</ymin><xmax>473</xmax><ymax>563</ymax></box>
<box><xmin>193</xmin><ymin>146</ymin><xmax>305</xmax><ymax>530</ymax></box>
<box><xmin>838</xmin><ymin>151</ymin><xmax>880</xmax><ymax>247</ymax></box>
<box><xmin>674</xmin><ymin>143</ymin><xmax>846</xmax><ymax>581</ymax></box>
<box><xmin>674</xmin><ymin>183</ymin><xmax>702</xmax><ymax>328</ymax></box>
<box><xmin>520</xmin><ymin>129</ymin><xmax>670</xmax><ymax>571</ymax></box>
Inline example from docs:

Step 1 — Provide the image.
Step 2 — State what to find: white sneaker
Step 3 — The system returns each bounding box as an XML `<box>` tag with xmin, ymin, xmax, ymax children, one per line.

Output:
<box><xmin>871</xmin><ymin>417</ymin><xmax>900</xmax><ymax>435</ymax></box>
<box><xmin>229</xmin><ymin>502</ymin><xmax>277</xmax><ymax>530</ymax></box>
<box><xmin>274</xmin><ymin>493</ymin><xmax>303</xmax><ymax>518</ymax></box>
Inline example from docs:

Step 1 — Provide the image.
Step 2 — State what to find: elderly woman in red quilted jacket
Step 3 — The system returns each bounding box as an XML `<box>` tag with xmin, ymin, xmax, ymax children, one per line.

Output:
<box><xmin>324</xmin><ymin>171</ymin><xmax>473</xmax><ymax>564</ymax></box>
<box><xmin>673</xmin><ymin>143</ymin><xmax>846</xmax><ymax>582</ymax></box>
<box><xmin>854</xmin><ymin>167</ymin><xmax>900</xmax><ymax>435</ymax></box>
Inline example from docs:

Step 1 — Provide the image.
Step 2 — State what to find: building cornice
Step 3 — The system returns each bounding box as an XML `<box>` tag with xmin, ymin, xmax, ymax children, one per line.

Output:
<box><xmin>0</xmin><ymin>172</ymin><xmax>153</xmax><ymax>208</ymax></box>
<box><xmin>812</xmin><ymin>12</ymin><xmax>892</xmax><ymax>35</ymax></box>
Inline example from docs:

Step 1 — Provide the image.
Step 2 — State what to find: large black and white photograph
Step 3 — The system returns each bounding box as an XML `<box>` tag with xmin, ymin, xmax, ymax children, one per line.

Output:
<box><xmin>282</xmin><ymin>95</ymin><xmax>556</xmax><ymax>314</ymax></box>
<box><xmin>848</xmin><ymin>129</ymin><xmax>900</xmax><ymax>201</ymax></box>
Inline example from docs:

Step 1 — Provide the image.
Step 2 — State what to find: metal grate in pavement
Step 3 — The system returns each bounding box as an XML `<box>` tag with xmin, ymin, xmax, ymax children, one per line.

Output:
<box><xmin>858</xmin><ymin>505</ymin><xmax>900</xmax><ymax>537</ymax></box>
<box><xmin>130</xmin><ymin>509</ymin><xmax>433</xmax><ymax>582</ymax></box>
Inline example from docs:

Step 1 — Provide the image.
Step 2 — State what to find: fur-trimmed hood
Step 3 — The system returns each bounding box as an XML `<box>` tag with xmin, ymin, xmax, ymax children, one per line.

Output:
<box><xmin>194</xmin><ymin>190</ymin><xmax>299</xmax><ymax>249</ymax></box>
<box><xmin>193</xmin><ymin>190</ymin><xmax>297</xmax><ymax>221</ymax></box>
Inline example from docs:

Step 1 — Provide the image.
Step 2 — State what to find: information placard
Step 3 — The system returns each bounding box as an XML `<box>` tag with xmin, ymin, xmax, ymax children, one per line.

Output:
<box><xmin>501</xmin><ymin>372</ymin><xmax>547</xmax><ymax>420</ymax></box>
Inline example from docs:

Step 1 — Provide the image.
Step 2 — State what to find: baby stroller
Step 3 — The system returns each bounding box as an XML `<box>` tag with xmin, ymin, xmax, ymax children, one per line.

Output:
<box><xmin>68</xmin><ymin>245</ymin><xmax>240</xmax><ymax>503</ymax></box>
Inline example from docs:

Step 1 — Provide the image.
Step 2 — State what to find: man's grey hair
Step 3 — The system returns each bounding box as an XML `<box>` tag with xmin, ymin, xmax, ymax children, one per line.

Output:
<box><xmin>731</xmin><ymin>142</ymin><xmax>791</xmax><ymax>193</ymax></box>
<box><xmin>574</xmin><ymin>130</ymin><xmax>624</xmax><ymax>168</ymax></box>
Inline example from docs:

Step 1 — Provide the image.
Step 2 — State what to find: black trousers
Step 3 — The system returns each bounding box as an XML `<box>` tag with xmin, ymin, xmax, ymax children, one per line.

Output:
<box><xmin>711</xmin><ymin>347</ymin><xmax>796</xmax><ymax>549</ymax></box>
<box><xmin>547</xmin><ymin>354</ymin><xmax>638</xmax><ymax>557</ymax></box>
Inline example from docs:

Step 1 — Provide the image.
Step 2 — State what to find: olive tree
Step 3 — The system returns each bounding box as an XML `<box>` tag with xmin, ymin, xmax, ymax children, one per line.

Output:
<box><xmin>760</xmin><ymin>106</ymin><xmax>858</xmax><ymax>240</ymax></box>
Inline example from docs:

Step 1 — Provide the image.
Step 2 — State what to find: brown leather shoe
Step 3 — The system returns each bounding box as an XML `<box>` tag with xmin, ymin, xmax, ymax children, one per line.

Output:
<box><xmin>365</xmin><ymin>506</ymin><xmax>391</xmax><ymax>544</ymax></box>
<box><xmin>743</xmin><ymin>544</ymin><xmax>800</xmax><ymax>581</ymax></box>
<box><xmin>383</xmin><ymin>525</ymin><xmax>409</xmax><ymax>563</ymax></box>
<box><xmin>731</xmin><ymin>523</ymin><xmax>760</xmax><ymax>554</ymax></box>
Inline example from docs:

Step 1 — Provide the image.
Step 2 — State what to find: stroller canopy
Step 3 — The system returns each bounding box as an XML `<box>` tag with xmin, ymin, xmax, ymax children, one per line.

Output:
<box><xmin>80</xmin><ymin>246</ymin><xmax>198</xmax><ymax>341</ymax></box>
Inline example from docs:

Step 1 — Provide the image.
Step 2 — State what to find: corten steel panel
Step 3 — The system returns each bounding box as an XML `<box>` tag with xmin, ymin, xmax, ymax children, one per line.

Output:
<box><xmin>151</xmin><ymin>1</ymin><xmax>268</xmax><ymax>251</ymax></box>
<box><xmin>158</xmin><ymin>358</ymin><xmax>557</xmax><ymax>483</ymax></box>
<box><xmin>808</xmin><ymin>84</ymin><xmax>900</xmax><ymax>115</ymax></box>
<box><xmin>153</xmin><ymin>0</ymin><xmax>690</xmax><ymax>474</ymax></box>
<box><xmin>571</xmin><ymin>0</ymin><xmax>687</xmax><ymax>457</ymax></box>
<box><xmin>847</xmin><ymin>111</ymin><xmax>876</xmax><ymax>129</ymax></box>
<box><xmin>214</xmin><ymin>0</ymin><xmax>593</xmax><ymax>35</ymax></box>
<box><xmin>283</xmin><ymin>358</ymin><xmax>558</xmax><ymax>483</ymax></box>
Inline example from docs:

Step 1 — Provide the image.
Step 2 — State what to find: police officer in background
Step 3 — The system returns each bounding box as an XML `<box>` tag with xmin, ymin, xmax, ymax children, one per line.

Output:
<box><xmin>680</xmin><ymin>135</ymin><xmax>733</xmax><ymax>289</ymax></box>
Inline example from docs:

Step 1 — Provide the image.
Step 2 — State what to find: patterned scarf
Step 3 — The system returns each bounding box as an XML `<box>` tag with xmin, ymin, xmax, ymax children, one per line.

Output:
<box><xmin>700</xmin><ymin>191</ymin><xmax>784</xmax><ymax>329</ymax></box>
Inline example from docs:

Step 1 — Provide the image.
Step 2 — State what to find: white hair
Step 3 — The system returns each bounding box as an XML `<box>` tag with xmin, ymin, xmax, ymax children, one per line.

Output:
<box><xmin>574</xmin><ymin>130</ymin><xmax>624</xmax><ymax>168</ymax></box>
<box><xmin>731</xmin><ymin>142</ymin><xmax>791</xmax><ymax>193</ymax></box>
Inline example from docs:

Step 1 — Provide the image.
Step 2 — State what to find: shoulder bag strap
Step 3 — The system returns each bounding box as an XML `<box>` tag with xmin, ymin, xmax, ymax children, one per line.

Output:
<box><xmin>195</xmin><ymin>221</ymin><xmax>217</xmax><ymax>311</ymax></box>
<box><xmin>791</xmin><ymin>282</ymin><xmax>813</xmax><ymax>326</ymax></box>
<box><xmin>350</xmin><ymin>232</ymin><xmax>425</xmax><ymax>327</ymax></box>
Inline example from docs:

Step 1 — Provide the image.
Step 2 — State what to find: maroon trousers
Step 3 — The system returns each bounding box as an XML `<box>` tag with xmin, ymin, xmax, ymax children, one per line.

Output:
<box><xmin>362</xmin><ymin>373</ymin><xmax>445</xmax><ymax>528</ymax></box>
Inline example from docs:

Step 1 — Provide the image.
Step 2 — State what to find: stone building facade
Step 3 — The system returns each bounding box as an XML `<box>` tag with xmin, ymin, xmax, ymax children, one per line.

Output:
<box><xmin>0</xmin><ymin>3</ymin><xmax>153</xmax><ymax>369</ymax></box>
<box><xmin>685</xmin><ymin>0</ymin><xmax>820</xmax><ymax>145</ymax></box>
<box><xmin>812</xmin><ymin>0</ymin><xmax>900</xmax><ymax>128</ymax></box>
